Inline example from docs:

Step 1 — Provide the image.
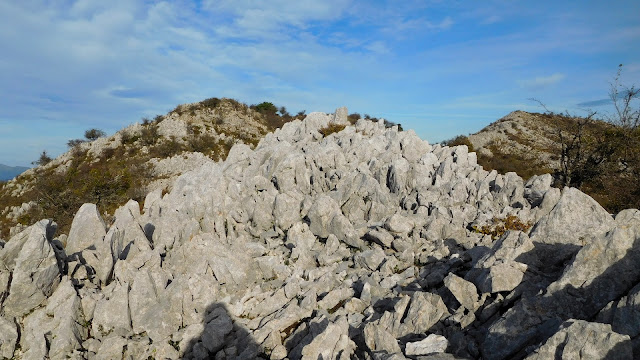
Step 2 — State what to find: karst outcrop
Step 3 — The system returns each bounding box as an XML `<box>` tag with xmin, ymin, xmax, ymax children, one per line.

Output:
<box><xmin>0</xmin><ymin>108</ymin><xmax>638</xmax><ymax>359</ymax></box>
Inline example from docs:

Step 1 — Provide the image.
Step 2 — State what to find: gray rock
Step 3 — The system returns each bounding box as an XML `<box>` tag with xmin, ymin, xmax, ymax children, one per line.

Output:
<box><xmin>307</xmin><ymin>194</ymin><xmax>340</xmax><ymax>238</ymax></box>
<box><xmin>290</xmin><ymin>315</ymin><xmax>356</xmax><ymax>360</ymax></box>
<box><xmin>333</xmin><ymin>106</ymin><xmax>349</xmax><ymax>124</ymax></box>
<box><xmin>483</xmin><ymin>212</ymin><xmax>640</xmax><ymax>360</ymax></box>
<box><xmin>364</xmin><ymin>321</ymin><xmax>402</xmax><ymax>354</ymax></box>
<box><xmin>2</xmin><ymin>219</ymin><xmax>61</xmax><ymax>318</ymax></box>
<box><xmin>355</xmin><ymin>247</ymin><xmax>387</xmax><ymax>271</ymax></box>
<box><xmin>529</xmin><ymin>187</ymin><xmax>614</xmax><ymax>264</ymax></box>
<box><xmin>523</xmin><ymin>174</ymin><xmax>552</xmax><ymax>207</ymax></box>
<box><xmin>524</xmin><ymin>320</ymin><xmax>631</xmax><ymax>360</ymax></box>
<box><xmin>400</xmin><ymin>292</ymin><xmax>449</xmax><ymax>336</ymax></box>
<box><xmin>94</xmin><ymin>335</ymin><xmax>128</xmax><ymax>360</ymax></box>
<box><xmin>385</xmin><ymin>213</ymin><xmax>414</xmax><ymax>234</ymax></box>
<box><xmin>92</xmin><ymin>281</ymin><xmax>132</xmax><ymax>337</ymax></box>
<box><xmin>405</xmin><ymin>334</ymin><xmax>449</xmax><ymax>356</ymax></box>
<box><xmin>44</xmin><ymin>277</ymin><xmax>88</xmax><ymax>359</ymax></box>
<box><xmin>443</xmin><ymin>273</ymin><xmax>479</xmax><ymax>311</ymax></box>
<box><xmin>0</xmin><ymin>316</ymin><xmax>18</xmax><ymax>359</ymax></box>
<box><xmin>65</xmin><ymin>203</ymin><xmax>107</xmax><ymax>255</ymax></box>
<box><xmin>365</xmin><ymin>228</ymin><xmax>395</xmax><ymax>248</ymax></box>
<box><xmin>474</xmin><ymin>261</ymin><xmax>527</xmax><ymax>294</ymax></box>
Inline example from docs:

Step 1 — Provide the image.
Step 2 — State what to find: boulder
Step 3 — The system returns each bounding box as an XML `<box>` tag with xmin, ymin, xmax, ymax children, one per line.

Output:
<box><xmin>2</xmin><ymin>220</ymin><xmax>61</xmax><ymax>318</ymax></box>
<box><xmin>65</xmin><ymin>203</ymin><xmax>107</xmax><ymax>255</ymax></box>
<box><xmin>524</xmin><ymin>320</ymin><xmax>631</xmax><ymax>360</ymax></box>
<box><xmin>405</xmin><ymin>334</ymin><xmax>449</xmax><ymax>356</ymax></box>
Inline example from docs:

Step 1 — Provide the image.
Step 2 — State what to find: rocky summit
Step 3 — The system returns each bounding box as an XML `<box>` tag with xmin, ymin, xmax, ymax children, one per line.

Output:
<box><xmin>1</xmin><ymin>108</ymin><xmax>639</xmax><ymax>360</ymax></box>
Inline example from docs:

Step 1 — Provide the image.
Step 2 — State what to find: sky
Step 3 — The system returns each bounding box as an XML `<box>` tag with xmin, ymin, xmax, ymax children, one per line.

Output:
<box><xmin>1</xmin><ymin>1</ymin><xmax>639</xmax><ymax>167</ymax></box>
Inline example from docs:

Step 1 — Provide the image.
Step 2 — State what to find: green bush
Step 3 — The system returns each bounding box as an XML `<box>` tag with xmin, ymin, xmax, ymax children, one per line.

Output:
<box><xmin>253</xmin><ymin>102</ymin><xmax>277</xmax><ymax>114</ymax></box>
<box><xmin>67</xmin><ymin>139</ymin><xmax>86</xmax><ymax>148</ymax></box>
<box><xmin>201</xmin><ymin>97</ymin><xmax>222</xmax><ymax>109</ymax></box>
<box><xmin>150</xmin><ymin>137</ymin><xmax>184</xmax><ymax>158</ymax></box>
<box><xmin>32</xmin><ymin>151</ymin><xmax>53</xmax><ymax>166</ymax></box>
<box><xmin>442</xmin><ymin>135</ymin><xmax>475</xmax><ymax>152</ymax></box>
<box><xmin>140</xmin><ymin>123</ymin><xmax>159</xmax><ymax>146</ymax></box>
<box><xmin>85</xmin><ymin>129</ymin><xmax>106</xmax><ymax>141</ymax></box>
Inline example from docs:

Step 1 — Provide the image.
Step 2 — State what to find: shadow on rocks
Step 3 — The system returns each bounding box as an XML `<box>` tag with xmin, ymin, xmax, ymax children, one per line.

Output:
<box><xmin>482</xmin><ymin>238</ymin><xmax>640</xmax><ymax>359</ymax></box>
<box><xmin>181</xmin><ymin>302</ymin><xmax>265</xmax><ymax>360</ymax></box>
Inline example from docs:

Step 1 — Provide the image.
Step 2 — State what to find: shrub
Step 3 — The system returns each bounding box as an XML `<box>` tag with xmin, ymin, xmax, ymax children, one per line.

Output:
<box><xmin>140</xmin><ymin>123</ymin><xmax>159</xmax><ymax>146</ymax></box>
<box><xmin>85</xmin><ymin>129</ymin><xmax>106</xmax><ymax>141</ymax></box>
<box><xmin>319</xmin><ymin>123</ymin><xmax>347</xmax><ymax>137</ymax></box>
<box><xmin>472</xmin><ymin>215</ymin><xmax>533</xmax><ymax>239</ymax></box>
<box><xmin>32</xmin><ymin>151</ymin><xmax>53</xmax><ymax>166</ymax></box>
<box><xmin>442</xmin><ymin>135</ymin><xmax>475</xmax><ymax>152</ymax></box>
<box><xmin>253</xmin><ymin>102</ymin><xmax>277</xmax><ymax>114</ymax></box>
<box><xmin>348</xmin><ymin>113</ymin><xmax>361</xmax><ymax>124</ymax></box>
<box><xmin>67</xmin><ymin>139</ymin><xmax>86</xmax><ymax>148</ymax></box>
<box><xmin>201</xmin><ymin>97</ymin><xmax>221</xmax><ymax>109</ymax></box>
<box><xmin>120</xmin><ymin>130</ymin><xmax>139</xmax><ymax>145</ymax></box>
<box><xmin>150</xmin><ymin>137</ymin><xmax>184</xmax><ymax>158</ymax></box>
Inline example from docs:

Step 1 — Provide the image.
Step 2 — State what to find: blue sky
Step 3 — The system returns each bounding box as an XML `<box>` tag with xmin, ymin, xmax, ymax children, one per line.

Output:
<box><xmin>1</xmin><ymin>1</ymin><xmax>639</xmax><ymax>167</ymax></box>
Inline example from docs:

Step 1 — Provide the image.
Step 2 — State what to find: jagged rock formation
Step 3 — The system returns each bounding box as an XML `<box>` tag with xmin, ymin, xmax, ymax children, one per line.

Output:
<box><xmin>0</xmin><ymin>98</ymin><xmax>299</xmax><ymax>238</ymax></box>
<box><xmin>0</xmin><ymin>108</ymin><xmax>639</xmax><ymax>359</ymax></box>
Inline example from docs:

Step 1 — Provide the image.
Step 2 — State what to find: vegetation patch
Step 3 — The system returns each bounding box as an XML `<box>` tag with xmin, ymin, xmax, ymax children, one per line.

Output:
<box><xmin>319</xmin><ymin>123</ymin><xmax>347</xmax><ymax>137</ymax></box>
<box><xmin>442</xmin><ymin>135</ymin><xmax>475</xmax><ymax>152</ymax></box>
<box><xmin>472</xmin><ymin>215</ymin><xmax>533</xmax><ymax>240</ymax></box>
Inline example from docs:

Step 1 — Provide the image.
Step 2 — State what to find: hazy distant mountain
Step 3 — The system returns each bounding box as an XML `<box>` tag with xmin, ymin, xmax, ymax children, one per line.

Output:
<box><xmin>0</xmin><ymin>164</ymin><xmax>28</xmax><ymax>181</ymax></box>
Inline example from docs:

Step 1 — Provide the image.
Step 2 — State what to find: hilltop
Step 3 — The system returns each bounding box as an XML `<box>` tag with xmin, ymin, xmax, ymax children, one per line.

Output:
<box><xmin>0</xmin><ymin>108</ymin><xmax>638</xmax><ymax>359</ymax></box>
<box><xmin>0</xmin><ymin>98</ymin><xmax>394</xmax><ymax>240</ymax></box>
<box><xmin>0</xmin><ymin>98</ymin><xmax>300</xmax><ymax>239</ymax></box>
<box><xmin>446</xmin><ymin>110</ymin><xmax>640</xmax><ymax>213</ymax></box>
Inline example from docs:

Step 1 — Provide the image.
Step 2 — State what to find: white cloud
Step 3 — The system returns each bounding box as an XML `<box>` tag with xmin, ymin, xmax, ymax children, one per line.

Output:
<box><xmin>481</xmin><ymin>15</ymin><xmax>501</xmax><ymax>24</ymax></box>
<box><xmin>519</xmin><ymin>73</ymin><xmax>566</xmax><ymax>89</ymax></box>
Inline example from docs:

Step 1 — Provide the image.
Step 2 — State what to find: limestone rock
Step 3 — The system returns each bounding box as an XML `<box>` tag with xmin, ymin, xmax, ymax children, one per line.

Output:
<box><xmin>65</xmin><ymin>203</ymin><xmax>107</xmax><ymax>255</ymax></box>
<box><xmin>443</xmin><ymin>273</ymin><xmax>479</xmax><ymax>311</ymax></box>
<box><xmin>0</xmin><ymin>316</ymin><xmax>18</xmax><ymax>359</ymax></box>
<box><xmin>2</xmin><ymin>219</ymin><xmax>61</xmax><ymax>318</ymax></box>
<box><xmin>405</xmin><ymin>334</ymin><xmax>449</xmax><ymax>356</ymax></box>
<box><xmin>524</xmin><ymin>320</ymin><xmax>631</xmax><ymax>360</ymax></box>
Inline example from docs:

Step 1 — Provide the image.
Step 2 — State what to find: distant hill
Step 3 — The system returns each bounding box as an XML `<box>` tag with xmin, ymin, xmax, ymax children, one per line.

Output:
<box><xmin>0</xmin><ymin>97</ymin><xmax>394</xmax><ymax>238</ymax></box>
<box><xmin>444</xmin><ymin>110</ymin><xmax>639</xmax><ymax>212</ymax></box>
<box><xmin>0</xmin><ymin>164</ymin><xmax>29</xmax><ymax>181</ymax></box>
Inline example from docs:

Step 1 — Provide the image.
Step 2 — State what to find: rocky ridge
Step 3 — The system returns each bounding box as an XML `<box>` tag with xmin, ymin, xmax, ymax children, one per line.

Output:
<box><xmin>0</xmin><ymin>98</ymin><xmax>293</xmax><ymax>238</ymax></box>
<box><xmin>0</xmin><ymin>108</ymin><xmax>638</xmax><ymax>359</ymax></box>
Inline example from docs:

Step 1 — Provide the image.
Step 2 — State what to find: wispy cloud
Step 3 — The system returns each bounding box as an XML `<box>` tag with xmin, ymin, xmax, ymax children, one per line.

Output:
<box><xmin>1</xmin><ymin>1</ymin><xmax>639</xmax><ymax>166</ymax></box>
<box><xmin>519</xmin><ymin>73</ymin><xmax>566</xmax><ymax>90</ymax></box>
<box><xmin>577</xmin><ymin>99</ymin><xmax>611</xmax><ymax>107</ymax></box>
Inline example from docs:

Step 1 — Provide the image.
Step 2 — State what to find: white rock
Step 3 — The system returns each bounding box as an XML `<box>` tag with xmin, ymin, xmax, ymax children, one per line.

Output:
<box><xmin>405</xmin><ymin>334</ymin><xmax>448</xmax><ymax>356</ymax></box>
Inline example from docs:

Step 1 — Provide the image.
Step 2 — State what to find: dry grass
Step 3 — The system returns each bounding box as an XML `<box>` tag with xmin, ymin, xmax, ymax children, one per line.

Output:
<box><xmin>473</xmin><ymin>215</ymin><xmax>533</xmax><ymax>239</ymax></box>
<box><xmin>319</xmin><ymin>123</ymin><xmax>347</xmax><ymax>137</ymax></box>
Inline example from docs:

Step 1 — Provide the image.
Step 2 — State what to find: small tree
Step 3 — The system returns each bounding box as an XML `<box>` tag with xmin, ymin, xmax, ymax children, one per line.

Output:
<box><xmin>254</xmin><ymin>102</ymin><xmax>277</xmax><ymax>114</ymax></box>
<box><xmin>85</xmin><ymin>128</ymin><xmax>106</xmax><ymax>141</ymax></box>
<box><xmin>32</xmin><ymin>151</ymin><xmax>53</xmax><ymax>166</ymax></box>
<box><xmin>67</xmin><ymin>139</ymin><xmax>86</xmax><ymax>148</ymax></box>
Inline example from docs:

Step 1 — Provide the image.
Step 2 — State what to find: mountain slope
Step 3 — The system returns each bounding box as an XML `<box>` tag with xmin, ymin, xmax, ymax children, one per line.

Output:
<box><xmin>0</xmin><ymin>164</ymin><xmax>28</xmax><ymax>181</ymax></box>
<box><xmin>0</xmin><ymin>108</ymin><xmax>637</xmax><ymax>359</ymax></box>
<box><xmin>0</xmin><ymin>98</ymin><xmax>301</xmax><ymax>238</ymax></box>
<box><xmin>452</xmin><ymin>110</ymin><xmax>639</xmax><ymax>212</ymax></box>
